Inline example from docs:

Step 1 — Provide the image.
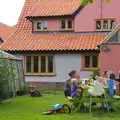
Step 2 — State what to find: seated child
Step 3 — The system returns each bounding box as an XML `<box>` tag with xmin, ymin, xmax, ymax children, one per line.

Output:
<box><xmin>70</xmin><ymin>78</ymin><xmax>83</xmax><ymax>99</ymax></box>
<box><xmin>29</xmin><ymin>88</ymin><xmax>41</xmax><ymax>97</ymax></box>
<box><xmin>97</xmin><ymin>71</ymin><xmax>108</xmax><ymax>87</ymax></box>
<box><xmin>107</xmin><ymin>73</ymin><xmax>116</xmax><ymax>98</ymax></box>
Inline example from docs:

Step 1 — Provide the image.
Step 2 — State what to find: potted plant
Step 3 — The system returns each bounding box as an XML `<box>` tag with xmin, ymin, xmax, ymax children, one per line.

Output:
<box><xmin>89</xmin><ymin>69</ymin><xmax>100</xmax><ymax>80</ymax></box>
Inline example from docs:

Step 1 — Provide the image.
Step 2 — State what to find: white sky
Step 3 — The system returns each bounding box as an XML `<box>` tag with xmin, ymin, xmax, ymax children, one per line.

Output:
<box><xmin>0</xmin><ymin>0</ymin><xmax>25</xmax><ymax>26</ymax></box>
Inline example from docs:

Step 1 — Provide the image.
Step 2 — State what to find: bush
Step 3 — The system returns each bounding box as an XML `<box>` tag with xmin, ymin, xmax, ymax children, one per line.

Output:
<box><xmin>0</xmin><ymin>55</ymin><xmax>11</xmax><ymax>100</ymax></box>
<box><xmin>89</xmin><ymin>69</ymin><xmax>100</xmax><ymax>80</ymax></box>
<box><xmin>22</xmin><ymin>84</ymin><xmax>29</xmax><ymax>94</ymax></box>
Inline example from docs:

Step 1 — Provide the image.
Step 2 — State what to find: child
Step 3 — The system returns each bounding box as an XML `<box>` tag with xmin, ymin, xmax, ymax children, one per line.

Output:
<box><xmin>107</xmin><ymin>73</ymin><xmax>116</xmax><ymax>98</ymax></box>
<box><xmin>64</xmin><ymin>70</ymin><xmax>77</xmax><ymax>97</ymax></box>
<box><xmin>71</xmin><ymin>78</ymin><xmax>83</xmax><ymax>99</ymax></box>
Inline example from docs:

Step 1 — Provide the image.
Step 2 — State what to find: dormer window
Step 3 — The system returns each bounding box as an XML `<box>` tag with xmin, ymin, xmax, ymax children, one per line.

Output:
<box><xmin>60</xmin><ymin>20</ymin><xmax>73</xmax><ymax>30</ymax></box>
<box><xmin>96</xmin><ymin>19</ymin><xmax>115</xmax><ymax>31</ymax></box>
<box><xmin>37</xmin><ymin>21</ymin><xmax>48</xmax><ymax>31</ymax></box>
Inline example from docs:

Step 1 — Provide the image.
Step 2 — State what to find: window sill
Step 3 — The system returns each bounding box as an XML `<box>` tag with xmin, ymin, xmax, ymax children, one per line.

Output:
<box><xmin>95</xmin><ymin>29</ymin><xmax>112</xmax><ymax>32</ymax></box>
<box><xmin>25</xmin><ymin>73</ymin><xmax>56</xmax><ymax>76</ymax></box>
<box><xmin>59</xmin><ymin>29</ymin><xmax>74</xmax><ymax>32</ymax></box>
<box><xmin>37</xmin><ymin>30</ymin><xmax>48</xmax><ymax>32</ymax></box>
<box><xmin>82</xmin><ymin>68</ymin><xmax>100</xmax><ymax>71</ymax></box>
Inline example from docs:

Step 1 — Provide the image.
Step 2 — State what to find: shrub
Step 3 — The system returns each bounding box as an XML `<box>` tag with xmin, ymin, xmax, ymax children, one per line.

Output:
<box><xmin>89</xmin><ymin>69</ymin><xmax>100</xmax><ymax>80</ymax></box>
<box><xmin>0</xmin><ymin>55</ymin><xmax>11</xmax><ymax>100</ymax></box>
<box><xmin>22</xmin><ymin>84</ymin><xmax>29</xmax><ymax>94</ymax></box>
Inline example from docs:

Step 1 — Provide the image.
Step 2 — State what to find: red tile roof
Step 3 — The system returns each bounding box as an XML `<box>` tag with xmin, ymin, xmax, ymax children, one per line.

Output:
<box><xmin>0</xmin><ymin>0</ymin><xmax>107</xmax><ymax>52</ymax></box>
<box><xmin>0</xmin><ymin>23</ymin><xmax>15</xmax><ymax>41</ymax></box>
<box><xmin>27</xmin><ymin>0</ymin><xmax>82</xmax><ymax>17</ymax></box>
<box><xmin>1</xmin><ymin>31</ymin><xmax>107</xmax><ymax>51</ymax></box>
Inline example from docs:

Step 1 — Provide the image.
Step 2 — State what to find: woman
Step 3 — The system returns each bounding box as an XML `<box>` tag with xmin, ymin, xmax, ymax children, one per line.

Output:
<box><xmin>64</xmin><ymin>70</ymin><xmax>77</xmax><ymax>97</ymax></box>
<box><xmin>98</xmin><ymin>71</ymin><xmax>108</xmax><ymax>87</ymax></box>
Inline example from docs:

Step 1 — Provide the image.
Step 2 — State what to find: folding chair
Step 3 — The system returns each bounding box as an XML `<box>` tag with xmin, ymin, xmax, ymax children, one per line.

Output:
<box><xmin>88</xmin><ymin>83</ymin><xmax>110</xmax><ymax>115</ymax></box>
<box><xmin>104</xmin><ymin>88</ymin><xmax>119</xmax><ymax>112</ymax></box>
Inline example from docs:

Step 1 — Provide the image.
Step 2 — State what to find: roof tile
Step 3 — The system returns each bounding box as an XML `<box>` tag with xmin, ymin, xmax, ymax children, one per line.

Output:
<box><xmin>1</xmin><ymin>31</ymin><xmax>107</xmax><ymax>51</ymax></box>
<box><xmin>0</xmin><ymin>0</ymin><xmax>107</xmax><ymax>52</ymax></box>
<box><xmin>27</xmin><ymin>0</ymin><xmax>82</xmax><ymax>17</ymax></box>
<box><xmin>0</xmin><ymin>23</ymin><xmax>15</xmax><ymax>41</ymax></box>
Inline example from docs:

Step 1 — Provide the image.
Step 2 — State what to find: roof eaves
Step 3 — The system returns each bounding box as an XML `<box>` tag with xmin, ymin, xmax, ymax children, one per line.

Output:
<box><xmin>26</xmin><ymin>15</ymin><xmax>73</xmax><ymax>20</ymax></box>
<box><xmin>72</xmin><ymin>5</ymin><xmax>85</xmax><ymax>17</ymax></box>
<box><xmin>0</xmin><ymin>50</ymin><xmax>21</xmax><ymax>60</ymax></box>
<box><xmin>5</xmin><ymin>49</ymin><xmax>100</xmax><ymax>53</ymax></box>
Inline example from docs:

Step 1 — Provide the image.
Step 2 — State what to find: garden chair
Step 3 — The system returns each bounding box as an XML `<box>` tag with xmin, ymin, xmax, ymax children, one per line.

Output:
<box><xmin>104</xmin><ymin>88</ymin><xmax>119</xmax><ymax>112</ymax></box>
<box><xmin>88</xmin><ymin>83</ymin><xmax>110</xmax><ymax>115</ymax></box>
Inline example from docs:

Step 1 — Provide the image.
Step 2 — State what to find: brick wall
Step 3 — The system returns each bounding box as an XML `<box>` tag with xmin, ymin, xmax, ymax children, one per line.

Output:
<box><xmin>28</xmin><ymin>82</ymin><xmax>65</xmax><ymax>90</ymax></box>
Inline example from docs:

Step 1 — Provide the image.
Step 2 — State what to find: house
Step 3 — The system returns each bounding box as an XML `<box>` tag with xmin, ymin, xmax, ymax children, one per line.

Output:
<box><xmin>100</xmin><ymin>24</ymin><xmax>120</xmax><ymax>77</ymax></box>
<box><xmin>99</xmin><ymin>24</ymin><xmax>120</xmax><ymax>95</ymax></box>
<box><xmin>0</xmin><ymin>22</ymin><xmax>15</xmax><ymax>44</ymax></box>
<box><xmin>1</xmin><ymin>0</ymin><xmax>120</xmax><ymax>89</ymax></box>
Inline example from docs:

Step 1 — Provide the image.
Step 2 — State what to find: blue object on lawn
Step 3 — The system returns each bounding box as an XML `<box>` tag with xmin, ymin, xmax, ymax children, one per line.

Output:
<box><xmin>53</xmin><ymin>104</ymin><xmax>63</xmax><ymax>109</ymax></box>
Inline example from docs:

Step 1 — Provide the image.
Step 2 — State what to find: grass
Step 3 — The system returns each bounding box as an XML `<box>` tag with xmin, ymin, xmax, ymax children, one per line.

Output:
<box><xmin>0</xmin><ymin>90</ymin><xmax>120</xmax><ymax>120</ymax></box>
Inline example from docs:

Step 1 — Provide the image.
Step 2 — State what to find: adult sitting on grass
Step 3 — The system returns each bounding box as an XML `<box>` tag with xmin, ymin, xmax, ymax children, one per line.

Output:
<box><xmin>29</xmin><ymin>88</ymin><xmax>41</xmax><ymax>97</ymax></box>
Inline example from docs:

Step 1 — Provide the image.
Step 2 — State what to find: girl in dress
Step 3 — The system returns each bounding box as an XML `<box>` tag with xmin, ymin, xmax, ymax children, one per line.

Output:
<box><xmin>107</xmin><ymin>73</ymin><xmax>116</xmax><ymax>98</ymax></box>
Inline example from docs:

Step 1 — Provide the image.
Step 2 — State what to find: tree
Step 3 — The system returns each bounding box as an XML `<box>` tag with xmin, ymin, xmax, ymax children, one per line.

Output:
<box><xmin>12</xmin><ymin>24</ymin><xmax>16</xmax><ymax>27</ymax></box>
<box><xmin>81</xmin><ymin>0</ymin><xmax>110</xmax><ymax>5</ymax></box>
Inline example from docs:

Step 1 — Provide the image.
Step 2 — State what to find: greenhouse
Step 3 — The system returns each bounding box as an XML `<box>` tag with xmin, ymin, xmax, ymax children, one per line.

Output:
<box><xmin>0</xmin><ymin>51</ymin><xmax>25</xmax><ymax>100</ymax></box>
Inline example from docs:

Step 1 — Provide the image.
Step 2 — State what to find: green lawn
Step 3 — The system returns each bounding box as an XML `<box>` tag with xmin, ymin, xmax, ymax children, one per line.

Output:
<box><xmin>0</xmin><ymin>90</ymin><xmax>120</xmax><ymax>120</ymax></box>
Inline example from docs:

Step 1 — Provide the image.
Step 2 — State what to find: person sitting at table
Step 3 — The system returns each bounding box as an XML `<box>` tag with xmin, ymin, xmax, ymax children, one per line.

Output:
<box><xmin>64</xmin><ymin>70</ymin><xmax>77</xmax><ymax>97</ymax></box>
<box><xmin>107</xmin><ymin>71</ymin><xmax>116</xmax><ymax>94</ymax></box>
<box><xmin>70</xmin><ymin>78</ymin><xmax>83</xmax><ymax>99</ymax></box>
<box><xmin>107</xmin><ymin>73</ymin><xmax>116</xmax><ymax>98</ymax></box>
<box><xmin>98</xmin><ymin>71</ymin><xmax>108</xmax><ymax>87</ymax></box>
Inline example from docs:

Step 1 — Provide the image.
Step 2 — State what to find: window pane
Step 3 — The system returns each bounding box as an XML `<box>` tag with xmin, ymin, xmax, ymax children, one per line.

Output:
<box><xmin>61</xmin><ymin>20</ymin><xmax>66</xmax><ymax>29</ymax></box>
<box><xmin>43</xmin><ymin>21</ymin><xmax>48</xmax><ymax>30</ymax></box>
<box><xmin>48</xmin><ymin>56</ymin><xmax>53</xmax><ymax>73</ymax></box>
<box><xmin>33</xmin><ymin>56</ymin><xmax>38</xmax><ymax>73</ymax></box>
<box><xmin>26</xmin><ymin>56</ymin><xmax>31</xmax><ymax>72</ymax></box>
<box><xmin>110</xmin><ymin>20</ymin><xmax>115</xmax><ymax>29</ymax></box>
<box><xmin>92</xmin><ymin>56</ymin><xmax>98</xmax><ymax>68</ymax></box>
<box><xmin>96</xmin><ymin>21</ymin><xmax>101</xmax><ymax>29</ymax></box>
<box><xmin>37</xmin><ymin>22</ymin><xmax>42</xmax><ymax>30</ymax></box>
<box><xmin>41</xmin><ymin>56</ymin><xmax>46</xmax><ymax>73</ymax></box>
<box><xmin>68</xmin><ymin>20</ymin><xmax>72</xmax><ymax>29</ymax></box>
<box><xmin>85</xmin><ymin>56</ymin><xmax>90</xmax><ymax>68</ymax></box>
<box><xmin>109</xmin><ymin>31</ymin><xmax>118</xmax><ymax>42</ymax></box>
<box><xmin>103</xmin><ymin>20</ymin><xmax>108</xmax><ymax>29</ymax></box>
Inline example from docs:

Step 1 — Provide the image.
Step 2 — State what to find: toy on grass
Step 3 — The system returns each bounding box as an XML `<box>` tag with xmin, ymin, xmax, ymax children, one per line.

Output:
<box><xmin>43</xmin><ymin>104</ymin><xmax>70</xmax><ymax>115</ymax></box>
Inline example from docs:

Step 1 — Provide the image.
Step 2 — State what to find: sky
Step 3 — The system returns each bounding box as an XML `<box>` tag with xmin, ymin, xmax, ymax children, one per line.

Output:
<box><xmin>0</xmin><ymin>0</ymin><xmax>25</xmax><ymax>26</ymax></box>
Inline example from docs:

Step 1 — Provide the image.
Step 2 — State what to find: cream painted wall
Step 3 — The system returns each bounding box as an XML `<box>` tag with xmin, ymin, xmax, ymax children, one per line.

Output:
<box><xmin>14</xmin><ymin>53</ymin><xmax>91</xmax><ymax>82</ymax></box>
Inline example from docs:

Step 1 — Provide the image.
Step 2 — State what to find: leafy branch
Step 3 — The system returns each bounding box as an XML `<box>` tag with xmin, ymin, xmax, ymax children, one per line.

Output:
<box><xmin>81</xmin><ymin>0</ymin><xmax>110</xmax><ymax>6</ymax></box>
